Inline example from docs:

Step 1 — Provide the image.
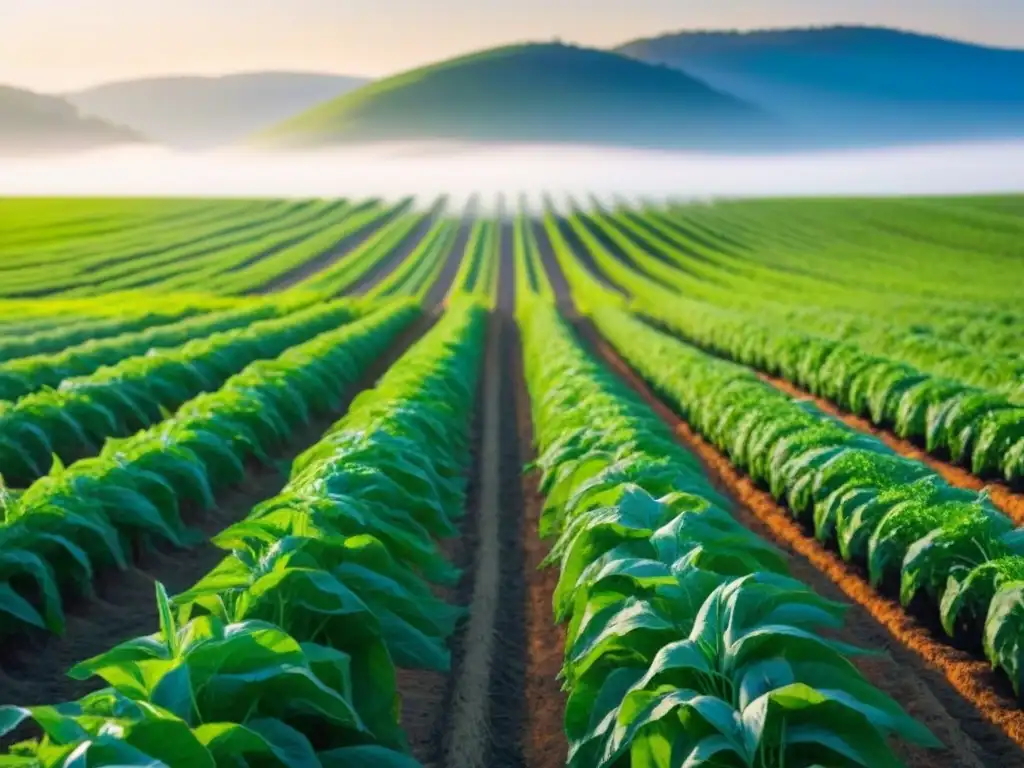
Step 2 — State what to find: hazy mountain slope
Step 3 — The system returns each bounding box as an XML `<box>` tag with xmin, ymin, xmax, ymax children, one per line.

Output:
<box><xmin>66</xmin><ymin>72</ymin><xmax>369</xmax><ymax>148</ymax></box>
<box><xmin>257</xmin><ymin>43</ymin><xmax>778</xmax><ymax>150</ymax></box>
<box><xmin>617</xmin><ymin>26</ymin><xmax>1024</xmax><ymax>144</ymax></box>
<box><xmin>0</xmin><ymin>86</ymin><xmax>144</xmax><ymax>154</ymax></box>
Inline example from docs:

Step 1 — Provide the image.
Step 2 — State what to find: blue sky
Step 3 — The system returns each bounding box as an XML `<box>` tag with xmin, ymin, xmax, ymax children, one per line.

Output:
<box><xmin>5</xmin><ymin>0</ymin><xmax>1022</xmax><ymax>91</ymax></box>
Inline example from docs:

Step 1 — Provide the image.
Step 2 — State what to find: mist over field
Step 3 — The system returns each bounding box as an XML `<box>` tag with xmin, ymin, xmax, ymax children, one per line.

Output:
<box><xmin>2</xmin><ymin>140</ymin><xmax>1024</xmax><ymax>207</ymax></box>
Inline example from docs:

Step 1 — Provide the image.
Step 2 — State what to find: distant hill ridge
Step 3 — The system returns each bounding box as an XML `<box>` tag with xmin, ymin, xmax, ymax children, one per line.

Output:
<box><xmin>10</xmin><ymin>25</ymin><xmax>1024</xmax><ymax>154</ymax></box>
<box><xmin>256</xmin><ymin>42</ymin><xmax>779</xmax><ymax>150</ymax></box>
<box><xmin>66</xmin><ymin>72</ymin><xmax>369</xmax><ymax>148</ymax></box>
<box><xmin>620</xmin><ymin>24</ymin><xmax>1023</xmax><ymax>51</ymax></box>
<box><xmin>0</xmin><ymin>85</ymin><xmax>144</xmax><ymax>154</ymax></box>
<box><xmin>616</xmin><ymin>25</ymin><xmax>1024</xmax><ymax>144</ymax></box>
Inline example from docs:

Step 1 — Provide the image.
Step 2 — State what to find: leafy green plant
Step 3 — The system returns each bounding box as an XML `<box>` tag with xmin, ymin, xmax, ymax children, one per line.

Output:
<box><xmin>1</xmin><ymin>298</ymin><xmax>486</xmax><ymax>765</ymax></box>
<box><xmin>0</xmin><ymin>301</ymin><xmax>417</xmax><ymax>636</ymax></box>
<box><xmin>636</xmin><ymin>295</ymin><xmax>1024</xmax><ymax>483</ymax></box>
<box><xmin>0</xmin><ymin>307</ymin><xmax>204</xmax><ymax>363</ymax></box>
<box><xmin>0</xmin><ymin>584</ymin><xmax>418</xmax><ymax>767</ymax></box>
<box><xmin>0</xmin><ymin>303</ymin><xmax>287</xmax><ymax>402</ymax></box>
<box><xmin>0</xmin><ymin>300</ymin><xmax>362</xmax><ymax>487</ymax></box>
<box><xmin>592</xmin><ymin>303</ymin><xmax>1024</xmax><ymax>697</ymax></box>
<box><xmin>519</xmin><ymin>299</ymin><xmax>935</xmax><ymax>767</ymax></box>
<box><xmin>534</xmin><ymin>198</ymin><xmax>1024</xmax><ymax>483</ymax></box>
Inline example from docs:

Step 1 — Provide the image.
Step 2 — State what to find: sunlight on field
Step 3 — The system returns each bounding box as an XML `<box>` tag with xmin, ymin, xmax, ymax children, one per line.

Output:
<box><xmin>3</xmin><ymin>140</ymin><xmax>1024</xmax><ymax>205</ymax></box>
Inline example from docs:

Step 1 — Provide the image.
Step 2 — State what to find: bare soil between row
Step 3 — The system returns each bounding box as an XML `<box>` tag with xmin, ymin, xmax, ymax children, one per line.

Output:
<box><xmin>512</xmin><ymin>324</ymin><xmax>570</xmax><ymax>768</ymax></box>
<box><xmin>396</xmin><ymin>240</ymin><xmax>567</xmax><ymax>767</ymax></box>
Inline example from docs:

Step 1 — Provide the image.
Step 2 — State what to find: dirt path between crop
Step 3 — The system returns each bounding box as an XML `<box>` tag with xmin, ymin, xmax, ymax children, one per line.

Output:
<box><xmin>424</xmin><ymin>217</ymin><xmax>473</xmax><ymax>308</ymax></box>
<box><xmin>573</xmin><ymin>315</ymin><xmax>1024</xmax><ymax>768</ymax></box>
<box><xmin>401</xmin><ymin>221</ymin><xmax>562</xmax><ymax>768</ymax></box>
<box><xmin>511</xmin><ymin>327</ymin><xmax>570</xmax><ymax>768</ymax></box>
<box><xmin>759</xmin><ymin>372</ymin><xmax>1024</xmax><ymax>524</ymax></box>
<box><xmin>441</xmin><ymin>314</ymin><xmax>507</xmax><ymax>768</ymax></box>
<box><xmin>435</xmin><ymin>227</ymin><xmax>537</xmax><ymax>767</ymax></box>
<box><xmin>400</xmin><ymin>310</ymin><xmax>525</xmax><ymax>767</ymax></box>
<box><xmin>397</xmin><ymin>320</ymin><xmax>481</xmax><ymax>766</ymax></box>
<box><xmin>487</xmin><ymin>220</ymin><xmax>531</xmax><ymax>767</ymax></box>
<box><xmin>0</xmin><ymin>314</ymin><xmax>435</xmax><ymax>735</ymax></box>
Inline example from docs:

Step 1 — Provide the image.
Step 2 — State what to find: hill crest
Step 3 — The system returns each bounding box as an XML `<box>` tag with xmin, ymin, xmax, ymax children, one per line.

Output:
<box><xmin>618</xmin><ymin>24</ymin><xmax>1024</xmax><ymax>54</ymax></box>
<box><xmin>257</xmin><ymin>42</ymin><xmax>776</xmax><ymax>151</ymax></box>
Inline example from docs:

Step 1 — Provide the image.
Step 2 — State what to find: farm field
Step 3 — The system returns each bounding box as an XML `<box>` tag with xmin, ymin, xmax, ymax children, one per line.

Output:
<box><xmin>0</xmin><ymin>194</ymin><xmax>1023</xmax><ymax>767</ymax></box>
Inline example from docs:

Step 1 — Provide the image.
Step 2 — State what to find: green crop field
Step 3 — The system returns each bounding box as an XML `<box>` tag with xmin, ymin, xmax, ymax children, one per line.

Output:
<box><xmin>1</xmin><ymin>194</ymin><xmax>1023</xmax><ymax>767</ymax></box>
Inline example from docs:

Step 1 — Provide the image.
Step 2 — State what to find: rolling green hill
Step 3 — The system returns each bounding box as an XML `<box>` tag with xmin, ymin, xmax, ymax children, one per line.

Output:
<box><xmin>256</xmin><ymin>43</ymin><xmax>775</xmax><ymax>150</ymax></box>
<box><xmin>0</xmin><ymin>86</ymin><xmax>145</xmax><ymax>154</ymax></box>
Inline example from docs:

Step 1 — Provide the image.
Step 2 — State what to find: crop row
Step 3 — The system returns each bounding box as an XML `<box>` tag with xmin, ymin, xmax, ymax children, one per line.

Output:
<box><xmin>1</xmin><ymin>199</ymin><xmax>428</xmax><ymax>298</ymax></box>
<box><xmin>539</xmin><ymin>209</ymin><xmax>1024</xmax><ymax>484</ymax></box>
<box><xmin>519</xmin><ymin>299</ymin><xmax>935</xmax><ymax>767</ymax></box>
<box><xmin>447</xmin><ymin>218</ymin><xmax>495</xmax><ymax>299</ymax></box>
<box><xmin>159</xmin><ymin>201</ymin><xmax>404</xmax><ymax>296</ymax></box>
<box><xmin>635</xmin><ymin>294</ymin><xmax>1024</xmax><ymax>482</ymax></box>
<box><xmin>757</xmin><ymin>301</ymin><xmax>1024</xmax><ymax>362</ymax></box>
<box><xmin>540</xmin><ymin>211</ymin><xmax>624</xmax><ymax>313</ymax></box>
<box><xmin>70</xmin><ymin>202</ymin><xmax>357</xmax><ymax>297</ymax></box>
<box><xmin>0</xmin><ymin>293</ymin><xmax>248</xmax><ymax>336</ymax></box>
<box><xmin>647</xmin><ymin>200</ymin><xmax>1018</xmax><ymax>311</ymax></box>
<box><xmin>512</xmin><ymin>212</ymin><xmax>555</xmax><ymax>307</ymax></box>
<box><xmin>593</xmin><ymin>305</ymin><xmax>1024</xmax><ymax>696</ymax></box>
<box><xmin>0</xmin><ymin>302</ymin><xmax>294</xmax><ymax>402</ymax></box>
<box><xmin>367</xmin><ymin>217</ymin><xmax>458</xmax><ymax>301</ymax></box>
<box><xmin>5</xmin><ymin>202</ymin><xmax>312</xmax><ymax>297</ymax></box>
<box><xmin>0</xmin><ymin>306</ymin><xmax>206</xmax><ymax>363</ymax></box>
<box><xmin>0</xmin><ymin>300</ymin><xmax>360</xmax><ymax>487</ymax></box>
<box><xmin>720</xmin><ymin>301</ymin><xmax>1024</xmax><ymax>393</ymax></box>
<box><xmin>588</xmin><ymin>205</ymin><xmax>1024</xmax><ymax>391</ymax></box>
<box><xmin>575</xmin><ymin>201</ymin><xmax>1018</xmax><ymax>345</ymax></box>
<box><xmin>598</xmin><ymin>204</ymin><xmax>1024</xmax><ymax>394</ymax></box>
<box><xmin>0</xmin><ymin>301</ymin><xmax>417</xmax><ymax>636</ymax></box>
<box><xmin>4</xmin><ymin>200</ymin><xmax>263</xmax><ymax>258</ymax></box>
<box><xmin>288</xmin><ymin>203</ymin><xmax>426</xmax><ymax>296</ymax></box>
<box><xmin>1</xmin><ymin>298</ymin><xmax>486</xmax><ymax>767</ymax></box>
<box><xmin>0</xmin><ymin>199</ymin><xmax>264</xmax><ymax>272</ymax></box>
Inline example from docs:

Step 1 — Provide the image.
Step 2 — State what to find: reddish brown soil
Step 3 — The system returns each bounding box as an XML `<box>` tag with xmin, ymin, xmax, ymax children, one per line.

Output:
<box><xmin>512</xmin><ymin>326</ymin><xmax>570</xmax><ymax>768</ymax></box>
<box><xmin>0</xmin><ymin>314</ymin><xmax>435</xmax><ymax>748</ymax></box>
<box><xmin>761</xmin><ymin>372</ymin><xmax>1024</xmax><ymax>524</ymax></box>
<box><xmin>576</xmin><ymin>317</ymin><xmax>1024</xmax><ymax>767</ymax></box>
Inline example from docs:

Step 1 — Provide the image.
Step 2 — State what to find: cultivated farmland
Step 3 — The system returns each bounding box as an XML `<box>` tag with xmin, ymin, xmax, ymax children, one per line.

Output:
<box><xmin>1</xmin><ymin>195</ymin><xmax>1023</xmax><ymax>767</ymax></box>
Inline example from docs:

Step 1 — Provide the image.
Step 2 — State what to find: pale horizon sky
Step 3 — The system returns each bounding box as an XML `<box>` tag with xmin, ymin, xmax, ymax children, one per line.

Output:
<box><xmin>5</xmin><ymin>0</ymin><xmax>1024</xmax><ymax>93</ymax></box>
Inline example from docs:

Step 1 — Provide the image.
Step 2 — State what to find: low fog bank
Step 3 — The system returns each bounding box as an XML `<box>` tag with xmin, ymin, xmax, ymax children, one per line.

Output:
<box><xmin>2</xmin><ymin>140</ymin><xmax>1023</xmax><ymax>207</ymax></box>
